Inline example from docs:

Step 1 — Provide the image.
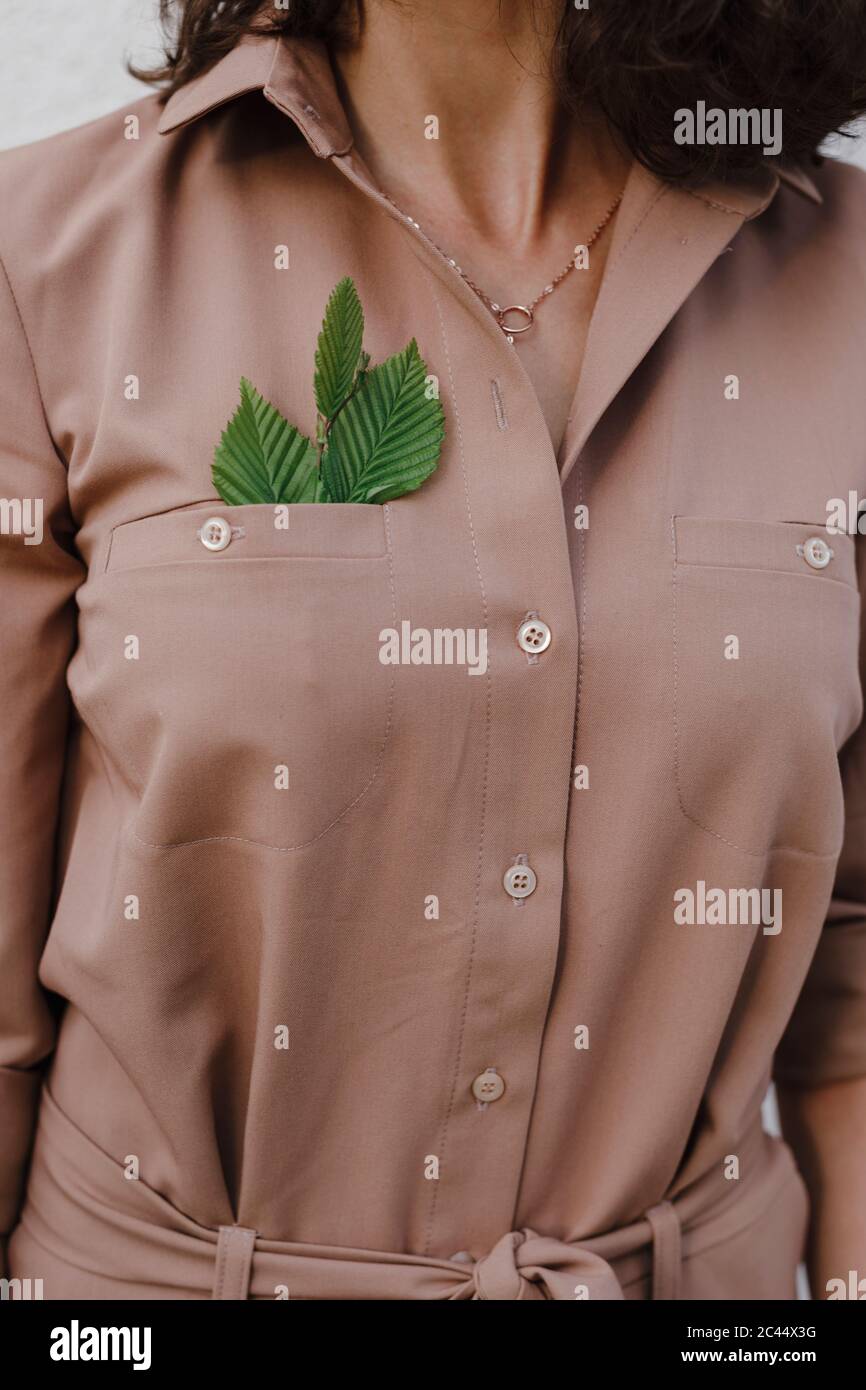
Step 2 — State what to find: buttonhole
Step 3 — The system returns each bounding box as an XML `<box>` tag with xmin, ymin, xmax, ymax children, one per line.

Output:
<box><xmin>490</xmin><ymin>379</ymin><xmax>509</xmax><ymax>431</ymax></box>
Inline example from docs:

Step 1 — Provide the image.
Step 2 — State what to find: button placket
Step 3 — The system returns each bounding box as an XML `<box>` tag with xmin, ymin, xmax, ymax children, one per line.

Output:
<box><xmin>362</xmin><ymin>204</ymin><xmax>580</xmax><ymax>1252</ymax></box>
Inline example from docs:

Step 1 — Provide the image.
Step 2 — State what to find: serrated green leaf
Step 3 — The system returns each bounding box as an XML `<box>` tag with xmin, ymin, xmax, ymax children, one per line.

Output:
<box><xmin>314</xmin><ymin>471</ymin><xmax>331</xmax><ymax>502</ymax></box>
<box><xmin>314</xmin><ymin>276</ymin><xmax>364</xmax><ymax>420</ymax></box>
<box><xmin>322</xmin><ymin>340</ymin><xmax>445</xmax><ymax>504</ymax></box>
<box><xmin>213</xmin><ymin>377</ymin><xmax>320</xmax><ymax>504</ymax></box>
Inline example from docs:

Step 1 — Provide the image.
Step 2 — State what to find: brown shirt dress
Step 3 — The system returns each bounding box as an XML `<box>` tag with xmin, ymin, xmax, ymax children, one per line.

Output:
<box><xmin>1</xmin><ymin>33</ymin><xmax>865</xmax><ymax>1300</ymax></box>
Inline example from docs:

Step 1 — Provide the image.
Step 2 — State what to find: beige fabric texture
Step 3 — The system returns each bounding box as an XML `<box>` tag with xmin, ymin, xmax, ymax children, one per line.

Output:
<box><xmin>1</xmin><ymin>34</ymin><xmax>865</xmax><ymax>1299</ymax></box>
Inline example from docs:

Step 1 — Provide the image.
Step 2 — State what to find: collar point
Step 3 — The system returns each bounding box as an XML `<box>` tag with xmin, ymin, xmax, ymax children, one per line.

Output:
<box><xmin>772</xmin><ymin>159</ymin><xmax>824</xmax><ymax>206</ymax></box>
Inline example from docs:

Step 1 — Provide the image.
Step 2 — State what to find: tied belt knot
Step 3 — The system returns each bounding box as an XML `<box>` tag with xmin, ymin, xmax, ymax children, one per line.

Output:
<box><xmin>469</xmin><ymin>1205</ymin><xmax>680</xmax><ymax>1300</ymax></box>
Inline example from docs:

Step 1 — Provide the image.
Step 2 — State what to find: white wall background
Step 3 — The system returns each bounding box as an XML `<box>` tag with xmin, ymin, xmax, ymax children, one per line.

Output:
<box><xmin>0</xmin><ymin>1</ymin><xmax>165</xmax><ymax>151</ymax></box>
<box><xmin>1</xmin><ymin>0</ymin><xmax>866</xmax><ymax>166</ymax></box>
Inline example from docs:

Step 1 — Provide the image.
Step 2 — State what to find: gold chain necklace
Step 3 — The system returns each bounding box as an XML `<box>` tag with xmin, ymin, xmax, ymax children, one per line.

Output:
<box><xmin>381</xmin><ymin>187</ymin><xmax>624</xmax><ymax>343</ymax></box>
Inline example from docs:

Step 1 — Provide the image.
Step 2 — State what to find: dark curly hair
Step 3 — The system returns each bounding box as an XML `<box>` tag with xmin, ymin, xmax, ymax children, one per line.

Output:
<box><xmin>134</xmin><ymin>0</ymin><xmax>866</xmax><ymax>185</ymax></box>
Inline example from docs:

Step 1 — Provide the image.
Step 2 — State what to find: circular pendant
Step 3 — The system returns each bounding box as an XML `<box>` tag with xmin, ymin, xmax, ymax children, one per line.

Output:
<box><xmin>497</xmin><ymin>305</ymin><xmax>533</xmax><ymax>336</ymax></box>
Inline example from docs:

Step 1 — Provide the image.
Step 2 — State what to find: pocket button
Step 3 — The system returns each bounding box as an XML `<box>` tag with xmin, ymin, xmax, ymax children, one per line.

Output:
<box><xmin>199</xmin><ymin>517</ymin><xmax>233</xmax><ymax>552</ymax></box>
<box><xmin>800</xmin><ymin>536</ymin><xmax>833</xmax><ymax>570</ymax></box>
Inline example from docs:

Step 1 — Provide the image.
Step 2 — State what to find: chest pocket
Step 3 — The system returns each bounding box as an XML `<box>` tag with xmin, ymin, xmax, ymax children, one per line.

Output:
<box><xmin>672</xmin><ymin>516</ymin><xmax>862</xmax><ymax>857</ymax></box>
<box><xmin>72</xmin><ymin>502</ymin><xmax>396</xmax><ymax>851</ymax></box>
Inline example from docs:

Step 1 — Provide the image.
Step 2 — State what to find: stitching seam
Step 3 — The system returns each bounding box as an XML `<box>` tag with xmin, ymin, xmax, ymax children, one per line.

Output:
<box><xmin>423</xmin><ymin>285</ymin><xmax>492</xmax><ymax>1258</ymax></box>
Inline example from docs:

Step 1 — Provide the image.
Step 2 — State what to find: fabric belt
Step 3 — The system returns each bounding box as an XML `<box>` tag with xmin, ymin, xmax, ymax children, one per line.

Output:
<box><xmin>212</xmin><ymin>1200</ymin><xmax>682</xmax><ymax>1301</ymax></box>
<box><xmin>17</xmin><ymin>1084</ymin><xmax>790</xmax><ymax>1301</ymax></box>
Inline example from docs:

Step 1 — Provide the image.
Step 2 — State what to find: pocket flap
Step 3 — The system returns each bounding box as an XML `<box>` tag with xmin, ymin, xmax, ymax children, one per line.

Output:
<box><xmin>104</xmin><ymin>501</ymin><xmax>388</xmax><ymax>573</ymax></box>
<box><xmin>673</xmin><ymin>516</ymin><xmax>857</xmax><ymax>589</ymax></box>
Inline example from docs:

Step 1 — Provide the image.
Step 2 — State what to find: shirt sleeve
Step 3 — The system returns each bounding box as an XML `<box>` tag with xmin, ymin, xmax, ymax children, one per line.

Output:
<box><xmin>773</xmin><ymin>536</ymin><xmax>866</xmax><ymax>1087</ymax></box>
<box><xmin>0</xmin><ymin>252</ymin><xmax>83</xmax><ymax>1238</ymax></box>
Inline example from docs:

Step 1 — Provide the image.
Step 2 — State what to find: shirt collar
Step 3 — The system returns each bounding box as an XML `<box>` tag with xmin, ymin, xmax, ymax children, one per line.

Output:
<box><xmin>157</xmin><ymin>32</ymin><xmax>353</xmax><ymax>157</ymax></box>
<box><xmin>776</xmin><ymin>161</ymin><xmax>823</xmax><ymax>204</ymax></box>
<box><xmin>157</xmin><ymin>32</ymin><xmax>823</xmax><ymax>205</ymax></box>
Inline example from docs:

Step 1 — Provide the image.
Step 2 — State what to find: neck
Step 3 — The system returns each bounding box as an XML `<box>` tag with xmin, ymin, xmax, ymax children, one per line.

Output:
<box><xmin>332</xmin><ymin>0</ymin><xmax>626</xmax><ymax>251</ymax></box>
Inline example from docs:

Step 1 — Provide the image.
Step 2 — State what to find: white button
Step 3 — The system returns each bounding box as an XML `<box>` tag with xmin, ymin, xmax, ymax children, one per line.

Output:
<box><xmin>471</xmin><ymin>1070</ymin><xmax>505</xmax><ymax>1103</ymax></box>
<box><xmin>503</xmin><ymin>863</ymin><xmax>537</xmax><ymax>899</ymax></box>
<box><xmin>517</xmin><ymin>617</ymin><xmax>551</xmax><ymax>654</ymax></box>
<box><xmin>199</xmin><ymin>516</ymin><xmax>232</xmax><ymax>552</ymax></box>
<box><xmin>450</xmin><ymin>1251</ymin><xmax>475</xmax><ymax>1264</ymax></box>
<box><xmin>801</xmin><ymin>536</ymin><xmax>833</xmax><ymax>570</ymax></box>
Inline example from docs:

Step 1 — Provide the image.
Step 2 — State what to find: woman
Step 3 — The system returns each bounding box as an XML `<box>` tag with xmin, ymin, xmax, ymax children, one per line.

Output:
<box><xmin>1</xmin><ymin>0</ymin><xmax>865</xmax><ymax>1300</ymax></box>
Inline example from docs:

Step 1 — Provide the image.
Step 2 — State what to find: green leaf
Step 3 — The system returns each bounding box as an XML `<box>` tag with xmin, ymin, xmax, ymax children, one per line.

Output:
<box><xmin>213</xmin><ymin>377</ymin><xmax>321</xmax><ymax>504</ymax></box>
<box><xmin>314</xmin><ymin>276</ymin><xmax>365</xmax><ymax>421</ymax></box>
<box><xmin>322</xmin><ymin>340</ymin><xmax>445</xmax><ymax>504</ymax></box>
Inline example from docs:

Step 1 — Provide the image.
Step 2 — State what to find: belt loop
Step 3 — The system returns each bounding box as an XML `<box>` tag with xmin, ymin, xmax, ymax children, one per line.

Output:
<box><xmin>213</xmin><ymin>1225</ymin><xmax>257</xmax><ymax>1300</ymax></box>
<box><xmin>645</xmin><ymin>1200</ymin><xmax>681</xmax><ymax>1301</ymax></box>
